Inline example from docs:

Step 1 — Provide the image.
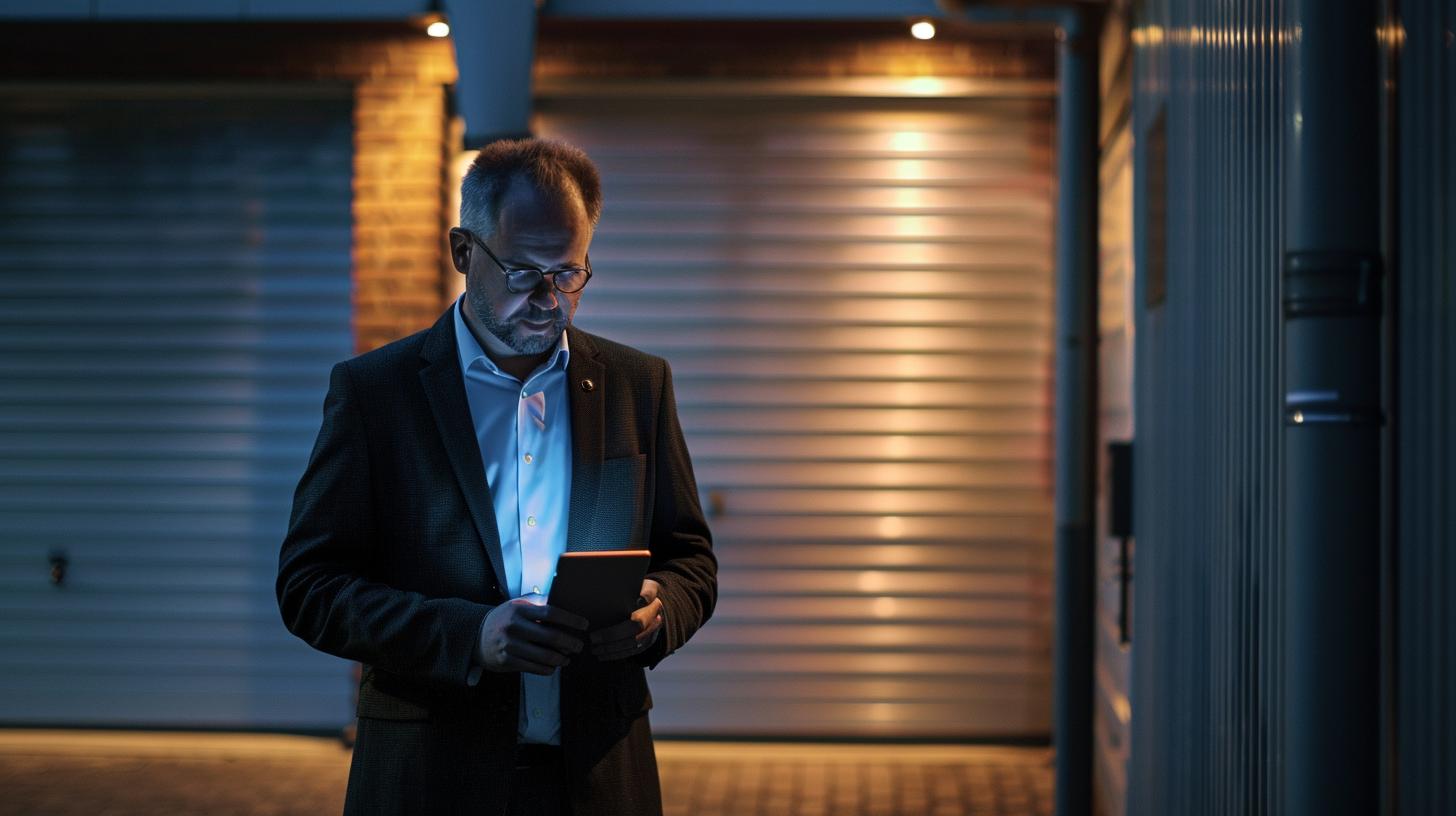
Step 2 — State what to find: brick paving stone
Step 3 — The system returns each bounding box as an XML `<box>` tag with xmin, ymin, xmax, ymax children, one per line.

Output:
<box><xmin>0</xmin><ymin>731</ymin><xmax>1051</xmax><ymax>816</ymax></box>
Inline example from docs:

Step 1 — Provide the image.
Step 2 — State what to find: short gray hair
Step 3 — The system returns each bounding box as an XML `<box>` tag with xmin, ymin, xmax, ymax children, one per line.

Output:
<box><xmin>459</xmin><ymin>138</ymin><xmax>603</xmax><ymax>237</ymax></box>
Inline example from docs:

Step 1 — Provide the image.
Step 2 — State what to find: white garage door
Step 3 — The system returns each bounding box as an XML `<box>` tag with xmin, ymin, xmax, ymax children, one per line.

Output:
<box><xmin>0</xmin><ymin>87</ymin><xmax>355</xmax><ymax>728</ymax></box>
<box><xmin>539</xmin><ymin>79</ymin><xmax>1057</xmax><ymax>737</ymax></box>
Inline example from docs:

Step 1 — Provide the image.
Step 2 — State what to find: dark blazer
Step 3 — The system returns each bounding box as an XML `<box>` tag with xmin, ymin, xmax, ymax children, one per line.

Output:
<box><xmin>276</xmin><ymin>308</ymin><xmax>717</xmax><ymax>816</ymax></box>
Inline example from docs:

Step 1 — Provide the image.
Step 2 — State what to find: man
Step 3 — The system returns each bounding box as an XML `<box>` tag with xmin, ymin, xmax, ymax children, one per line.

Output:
<box><xmin>276</xmin><ymin>138</ymin><xmax>717</xmax><ymax>816</ymax></box>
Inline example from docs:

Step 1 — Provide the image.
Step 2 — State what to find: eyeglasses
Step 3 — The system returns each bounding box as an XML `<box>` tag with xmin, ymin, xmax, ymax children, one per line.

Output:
<box><xmin>463</xmin><ymin>230</ymin><xmax>592</xmax><ymax>294</ymax></box>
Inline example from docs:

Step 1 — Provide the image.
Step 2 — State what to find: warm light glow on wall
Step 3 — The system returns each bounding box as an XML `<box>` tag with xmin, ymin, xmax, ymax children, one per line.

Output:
<box><xmin>858</xmin><ymin>571</ymin><xmax>890</xmax><ymax>592</ymax></box>
<box><xmin>885</xmin><ymin>435</ymin><xmax>912</xmax><ymax>458</ymax></box>
<box><xmin>868</xmin><ymin>703</ymin><xmax>896</xmax><ymax>721</ymax></box>
<box><xmin>887</xmin><ymin>187</ymin><xmax>929</xmax><ymax>210</ymax></box>
<box><xmin>889</xmin><ymin>216</ymin><xmax>937</xmax><ymax>237</ymax></box>
<box><xmin>888</xmin><ymin>131</ymin><xmax>928</xmax><ymax>152</ymax></box>
<box><xmin>910</xmin><ymin>20</ymin><xmax>936</xmax><ymax>40</ymax></box>
<box><xmin>904</xmin><ymin>77</ymin><xmax>947</xmax><ymax>96</ymax></box>
<box><xmin>877</xmin><ymin>515</ymin><xmax>906</xmax><ymax>539</ymax></box>
<box><xmin>889</xmin><ymin>158</ymin><xmax>932</xmax><ymax>180</ymax></box>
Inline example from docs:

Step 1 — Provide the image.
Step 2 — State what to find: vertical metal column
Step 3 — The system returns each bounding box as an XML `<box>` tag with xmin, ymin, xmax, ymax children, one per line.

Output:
<box><xmin>1052</xmin><ymin>8</ymin><xmax>1100</xmax><ymax>816</ymax></box>
<box><xmin>443</xmin><ymin>0</ymin><xmax>537</xmax><ymax>146</ymax></box>
<box><xmin>1283</xmin><ymin>1</ymin><xmax>1382</xmax><ymax>814</ymax></box>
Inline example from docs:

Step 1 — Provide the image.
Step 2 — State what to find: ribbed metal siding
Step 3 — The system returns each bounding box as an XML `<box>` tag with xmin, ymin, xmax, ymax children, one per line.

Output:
<box><xmin>1095</xmin><ymin>1</ymin><xmax>1135</xmax><ymax>812</ymax></box>
<box><xmin>0</xmin><ymin>89</ymin><xmax>356</xmax><ymax>728</ymax></box>
<box><xmin>1395</xmin><ymin>0</ymin><xmax>1456</xmax><ymax>811</ymax></box>
<box><xmin>1126</xmin><ymin>4</ymin><xmax>1290</xmax><ymax>814</ymax></box>
<box><xmin>538</xmin><ymin>86</ymin><xmax>1057</xmax><ymax>737</ymax></box>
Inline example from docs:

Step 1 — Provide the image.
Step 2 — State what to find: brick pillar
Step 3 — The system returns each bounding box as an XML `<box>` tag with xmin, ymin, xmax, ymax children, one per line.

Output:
<box><xmin>349</xmin><ymin>41</ymin><xmax>458</xmax><ymax>353</ymax></box>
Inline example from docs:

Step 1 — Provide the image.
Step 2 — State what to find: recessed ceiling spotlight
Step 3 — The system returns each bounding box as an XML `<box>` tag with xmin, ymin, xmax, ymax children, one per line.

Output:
<box><xmin>911</xmin><ymin>20</ymin><xmax>936</xmax><ymax>40</ymax></box>
<box><xmin>426</xmin><ymin>20</ymin><xmax>451</xmax><ymax>38</ymax></box>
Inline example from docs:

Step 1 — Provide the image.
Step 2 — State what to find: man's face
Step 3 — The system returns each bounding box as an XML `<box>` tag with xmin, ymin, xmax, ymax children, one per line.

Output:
<box><xmin>452</xmin><ymin>177</ymin><xmax>591</xmax><ymax>355</ymax></box>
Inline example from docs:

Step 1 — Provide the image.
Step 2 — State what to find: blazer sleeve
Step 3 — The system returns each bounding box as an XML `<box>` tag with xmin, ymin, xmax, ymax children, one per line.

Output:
<box><xmin>276</xmin><ymin>362</ymin><xmax>490</xmax><ymax>687</ymax></box>
<box><xmin>636</xmin><ymin>359</ymin><xmax>718</xmax><ymax>670</ymax></box>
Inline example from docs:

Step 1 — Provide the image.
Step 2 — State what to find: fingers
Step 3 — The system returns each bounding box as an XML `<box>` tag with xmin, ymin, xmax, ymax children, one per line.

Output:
<box><xmin>507</xmin><ymin>617</ymin><xmax>584</xmax><ymax>656</ymax></box>
<box><xmin>481</xmin><ymin>636</ymin><xmax>559</xmax><ymax>676</ymax></box>
<box><xmin>632</xmin><ymin>598</ymin><xmax>663</xmax><ymax>632</ymax></box>
<box><xmin>497</xmin><ymin>652</ymin><xmax>559</xmax><ymax>676</ymax></box>
<box><xmin>587</xmin><ymin>598</ymin><xmax>661</xmax><ymax>643</ymax></box>
<box><xmin>636</xmin><ymin>611</ymin><xmax>664</xmax><ymax>641</ymax></box>
<box><xmin>503</xmin><ymin>640</ymin><xmax>573</xmax><ymax>674</ymax></box>
<box><xmin>638</xmin><ymin>578</ymin><xmax>661</xmax><ymax>602</ymax></box>
<box><xmin>531</xmin><ymin>603</ymin><xmax>589</xmax><ymax>633</ymax></box>
<box><xmin>588</xmin><ymin>617</ymin><xmax>641</xmax><ymax>646</ymax></box>
<box><xmin>590</xmin><ymin>613</ymin><xmax>663</xmax><ymax>661</ymax></box>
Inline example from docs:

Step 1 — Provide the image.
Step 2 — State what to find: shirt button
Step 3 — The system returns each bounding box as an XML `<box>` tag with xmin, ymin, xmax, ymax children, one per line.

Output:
<box><xmin>531</xmin><ymin>708</ymin><xmax>543</xmax><ymax>717</ymax></box>
<box><xmin>521</xmin><ymin>390</ymin><xmax>528</xmax><ymax>399</ymax></box>
<box><xmin>532</xmin><ymin>585</ymin><xmax>541</xmax><ymax>595</ymax></box>
<box><xmin>523</xmin><ymin>453</ymin><xmax>533</xmax><ymax>464</ymax></box>
<box><xmin>527</xmin><ymin>516</ymin><xmax>537</xmax><ymax>527</ymax></box>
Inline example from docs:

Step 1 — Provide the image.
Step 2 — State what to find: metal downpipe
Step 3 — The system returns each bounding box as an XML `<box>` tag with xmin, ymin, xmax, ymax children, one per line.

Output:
<box><xmin>1051</xmin><ymin>8</ymin><xmax>1100</xmax><ymax>816</ymax></box>
<box><xmin>1283</xmin><ymin>1</ymin><xmax>1383</xmax><ymax>813</ymax></box>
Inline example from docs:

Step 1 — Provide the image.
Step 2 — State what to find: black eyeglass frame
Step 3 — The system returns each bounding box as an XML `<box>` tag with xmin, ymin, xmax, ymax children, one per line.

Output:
<box><xmin>460</xmin><ymin>229</ymin><xmax>593</xmax><ymax>294</ymax></box>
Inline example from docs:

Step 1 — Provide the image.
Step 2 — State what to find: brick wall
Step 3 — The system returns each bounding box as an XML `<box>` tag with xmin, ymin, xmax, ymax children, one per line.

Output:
<box><xmin>0</xmin><ymin>22</ymin><xmax>459</xmax><ymax>353</ymax></box>
<box><xmin>344</xmin><ymin>41</ymin><xmax>457</xmax><ymax>353</ymax></box>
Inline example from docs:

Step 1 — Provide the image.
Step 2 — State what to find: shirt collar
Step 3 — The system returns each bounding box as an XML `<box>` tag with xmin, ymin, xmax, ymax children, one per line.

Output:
<box><xmin>453</xmin><ymin>294</ymin><xmax>570</xmax><ymax>380</ymax></box>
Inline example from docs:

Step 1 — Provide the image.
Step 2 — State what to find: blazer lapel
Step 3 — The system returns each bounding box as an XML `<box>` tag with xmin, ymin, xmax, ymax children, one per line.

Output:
<box><xmin>417</xmin><ymin>310</ymin><xmax>510</xmax><ymax>594</ymax></box>
<box><xmin>565</xmin><ymin>326</ymin><xmax>605</xmax><ymax>552</ymax></box>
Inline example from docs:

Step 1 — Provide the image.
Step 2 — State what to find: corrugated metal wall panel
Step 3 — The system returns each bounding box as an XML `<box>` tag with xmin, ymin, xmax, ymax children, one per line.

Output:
<box><xmin>0</xmin><ymin>89</ymin><xmax>355</xmax><ymax>728</ymax></box>
<box><xmin>1095</xmin><ymin>2</ymin><xmax>1135</xmax><ymax>812</ymax></box>
<box><xmin>1126</xmin><ymin>4</ymin><xmax>1290</xmax><ymax>813</ymax></box>
<box><xmin>1395</xmin><ymin>0</ymin><xmax>1456</xmax><ymax>811</ymax></box>
<box><xmin>537</xmin><ymin>88</ymin><xmax>1056</xmax><ymax>737</ymax></box>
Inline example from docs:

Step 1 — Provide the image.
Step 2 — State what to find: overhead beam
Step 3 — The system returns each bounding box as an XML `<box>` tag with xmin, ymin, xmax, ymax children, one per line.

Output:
<box><xmin>539</xmin><ymin>0</ymin><xmax>943</xmax><ymax>18</ymax></box>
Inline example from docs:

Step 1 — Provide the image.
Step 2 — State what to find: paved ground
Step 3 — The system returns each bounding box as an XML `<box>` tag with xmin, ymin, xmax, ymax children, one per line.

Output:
<box><xmin>0</xmin><ymin>730</ymin><xmax>1052</xmax><ymax>816</ymax></box>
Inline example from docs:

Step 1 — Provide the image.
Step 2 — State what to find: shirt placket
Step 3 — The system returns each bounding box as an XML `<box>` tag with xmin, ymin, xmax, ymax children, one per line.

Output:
<box><xmin>517</xmin><ymin>382</ymin><xmax>546</xmax><ymax>600</ymax></box>
<box><xmin>517</xmin><ymin>377</ymin><xmax>554</xmax><ymax>743</ymax></box>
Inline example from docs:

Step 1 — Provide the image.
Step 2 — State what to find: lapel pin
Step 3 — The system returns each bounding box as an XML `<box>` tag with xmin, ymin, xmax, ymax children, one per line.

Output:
<box><xmin>579</xmin><ymin>378</ymin><xmax>595</xmax><ymax>392</ymax></box>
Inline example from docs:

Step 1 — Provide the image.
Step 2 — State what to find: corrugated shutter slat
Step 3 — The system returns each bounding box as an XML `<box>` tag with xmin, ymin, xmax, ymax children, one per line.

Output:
<box><xmin>540</xmin><ymin>88</ymin><xmax>1056</xmax><ymax>737</ymax></box>
<box><xmin>0</xmin><ymin>90</ymin><xmax>355</xmax><ymax>729</ymax></box>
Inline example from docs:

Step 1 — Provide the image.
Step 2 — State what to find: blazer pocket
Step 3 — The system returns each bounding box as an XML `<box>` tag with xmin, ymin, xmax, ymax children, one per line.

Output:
<box><xmin>356</xmin><ymin>675</ymin><xmax>433</xmax><ymax>721</ymax></box>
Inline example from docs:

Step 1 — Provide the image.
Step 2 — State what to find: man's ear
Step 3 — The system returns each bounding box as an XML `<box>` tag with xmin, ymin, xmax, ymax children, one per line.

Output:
<box><xmin>447</xmin><ymin>228</ymin><xmax>471</xmax><ymax>274</ymax></box>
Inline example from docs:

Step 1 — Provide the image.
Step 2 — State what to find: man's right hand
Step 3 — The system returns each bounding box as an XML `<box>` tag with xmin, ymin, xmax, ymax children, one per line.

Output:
<box><xmin>475</xmin><ymin>599</ymin><xmax>588</xmax><ymax>676</ymax></box>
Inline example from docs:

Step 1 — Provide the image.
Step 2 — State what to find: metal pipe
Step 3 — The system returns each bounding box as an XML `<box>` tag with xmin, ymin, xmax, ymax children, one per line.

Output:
<box><xmin>1283</xmin><ymin>1</ymin><xmax>1383</xmax><ymax>813</ymax></box>
<box><xmin>1051</xmin><ymin>8</ymin><xmax>1100</xmax><ymax>815</ymax></box>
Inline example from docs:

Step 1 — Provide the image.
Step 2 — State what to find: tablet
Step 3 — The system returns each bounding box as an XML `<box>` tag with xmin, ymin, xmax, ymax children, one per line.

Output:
<box><xmin>547</xmin><ymin>550</ymin><xmax>652</xmax><ymax>630</ymax></box>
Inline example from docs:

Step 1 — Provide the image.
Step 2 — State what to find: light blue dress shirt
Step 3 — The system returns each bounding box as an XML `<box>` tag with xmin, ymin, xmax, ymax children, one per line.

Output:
<box><xmin>454</xmin><ymin>296</ymin><xmax>572</xmax><ymax>746</ymax></box>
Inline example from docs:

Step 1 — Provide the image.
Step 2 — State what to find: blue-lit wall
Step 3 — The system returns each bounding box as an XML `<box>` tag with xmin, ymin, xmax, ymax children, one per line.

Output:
<box><xmin>1119</xmin><ymin>1</ymin><xmax>1456</xmax><ymax>814</ymax></box>
<box><xmin>1394</xmin><ymin>0</ymin><xmax>1456</xmax><ymax>811</ymax></box>
<box><xmin>1124</xmin><ymin>2</ymin><xmax>1292</xmax><ymax>813</ymax></box>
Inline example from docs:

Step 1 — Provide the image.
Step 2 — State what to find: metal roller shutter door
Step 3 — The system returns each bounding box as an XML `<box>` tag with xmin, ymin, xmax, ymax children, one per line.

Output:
<box><xmin>0</xmin><ymin>87</ymin><xmax>355</xmax><ymax>728</ymax></box>
<box><xmin>538</xmin><ymin>84</ymin><xmax>1056</xmax><ymax>737</ymax></box>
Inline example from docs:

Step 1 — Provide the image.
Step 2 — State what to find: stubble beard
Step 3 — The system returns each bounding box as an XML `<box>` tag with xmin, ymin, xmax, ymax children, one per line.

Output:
<box><xmin>466</xmin><ymin>287</ymin><xmax>565</xmax><ymax>355</ymax></box>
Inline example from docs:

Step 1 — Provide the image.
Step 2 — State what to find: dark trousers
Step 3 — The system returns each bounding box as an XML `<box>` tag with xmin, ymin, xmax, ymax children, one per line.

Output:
<box><xmin>506</xmin><ymin>744</ymin><xmax>569</xmax><ymax>816</ymax></box>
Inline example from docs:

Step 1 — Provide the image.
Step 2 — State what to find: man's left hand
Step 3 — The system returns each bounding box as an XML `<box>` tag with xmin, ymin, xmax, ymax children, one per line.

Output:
<box><xmin>589</xmin><ymin>578</ymin><xmax>664</xmax><ymax>661</ymax></box>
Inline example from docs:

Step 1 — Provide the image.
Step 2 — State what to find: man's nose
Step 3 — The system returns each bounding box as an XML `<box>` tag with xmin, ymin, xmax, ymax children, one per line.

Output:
<box><xmin>528</xmin><ymin>280</ymin><xmax>559</xmax><ymax>310</ymax></box>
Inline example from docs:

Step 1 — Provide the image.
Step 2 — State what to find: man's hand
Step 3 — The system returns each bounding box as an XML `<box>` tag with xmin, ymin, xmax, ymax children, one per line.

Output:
<box><xmin>476</xmin><ymin>599</ymin><xmax>588</xmax><ymax>676</ymax></box>
<box><xmin>589</xmin><ymin>578</ymin><xmax>664</xmax><ymax>662</ymax></box>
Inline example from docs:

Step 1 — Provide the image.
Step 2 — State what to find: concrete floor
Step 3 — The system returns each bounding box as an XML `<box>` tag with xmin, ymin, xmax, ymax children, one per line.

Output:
<box><xmin>0</xmin><ymin>729</ymin><xmax>1053</xmax><ymax>816</ymax></box>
